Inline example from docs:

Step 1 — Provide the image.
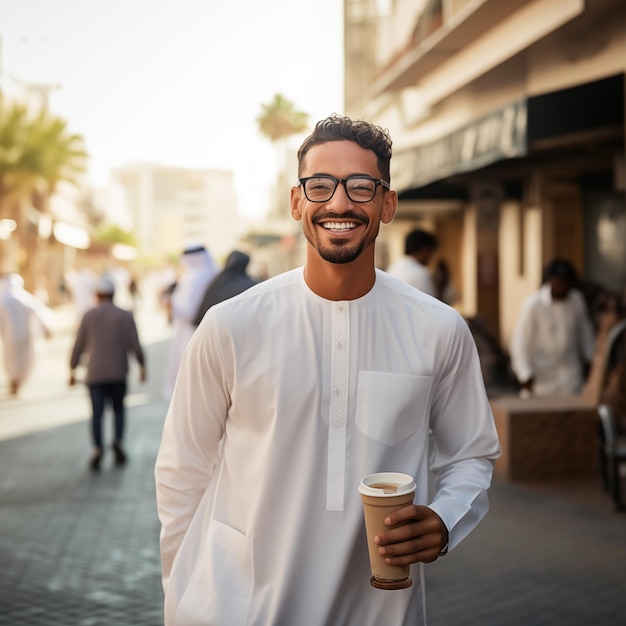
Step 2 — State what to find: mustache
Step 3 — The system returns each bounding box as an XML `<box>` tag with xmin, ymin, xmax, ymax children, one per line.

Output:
<box><xmin>312</xmin><ymin>211</ymin><xmax>368</xmax><ymax>225</ymax></box>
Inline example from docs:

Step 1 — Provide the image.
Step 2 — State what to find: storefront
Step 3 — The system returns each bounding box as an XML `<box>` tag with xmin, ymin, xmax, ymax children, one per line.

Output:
<box><xmin>388</xmin><ymin>73</ymin><xmax>625</xmax><ymax>345</ymax></box>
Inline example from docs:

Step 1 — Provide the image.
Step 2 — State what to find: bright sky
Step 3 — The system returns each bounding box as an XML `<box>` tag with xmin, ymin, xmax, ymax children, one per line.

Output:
<box><xmin>0</xmin><ymin>0</ymin><xmax>344</xmax><ymax>218</ymax></box>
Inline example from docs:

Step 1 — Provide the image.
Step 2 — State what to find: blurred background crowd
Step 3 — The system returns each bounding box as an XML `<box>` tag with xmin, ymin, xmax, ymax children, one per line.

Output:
<box><xmin>0</xmin><ymin>0</ymin><xmax>625</xmax><ymax>418</ymax></box>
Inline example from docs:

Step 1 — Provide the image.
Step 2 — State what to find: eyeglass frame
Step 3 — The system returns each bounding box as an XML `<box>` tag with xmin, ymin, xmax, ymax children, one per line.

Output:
<box><xmin>298</xmin><ymin>175</ymin><xmax>391</xmax><ymax>203</ymax></box>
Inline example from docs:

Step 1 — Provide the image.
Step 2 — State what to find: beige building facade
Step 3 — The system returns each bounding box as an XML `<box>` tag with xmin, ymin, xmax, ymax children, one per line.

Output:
<box><xmin>344</xmin><ymin>0</ymin><xmax>626</xmax><ymax>349</ymax></box>
<box><xmin>110</xmin><ymin>163</ymin><xmax>243</xmax><ymax>264</ymax></box>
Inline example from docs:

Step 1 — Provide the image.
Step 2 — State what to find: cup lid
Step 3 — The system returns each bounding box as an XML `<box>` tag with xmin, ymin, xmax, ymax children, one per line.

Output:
<box><xmin>358</xmin><ymin>472</ymin><xmax>416</xmax><ymax>497</ymax></box>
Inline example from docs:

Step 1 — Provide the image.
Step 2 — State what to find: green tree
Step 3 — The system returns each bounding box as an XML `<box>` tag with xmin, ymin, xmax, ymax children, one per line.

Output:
<box><xmin>256</xmin><ymin>94</ymin><xmax>309</xmax><ymax>218</ymax></box>
<box><xmin>94</xmin><ymin>223</ymin><xmax>137</xmax><ymax>247</ymax></box>
<box><xmin>256</xmin><ymin>93</ymin><xmax>309</xmax><ymax>144</ymax></box>
<box><xmin>0</xmin><ymin>104</ymin><xmax>37</xmax><ymax>223</ymax></box>
<box><xmin>0</xmin><ymin>102</ymin><xmax>87</xmax><ymax>287</ymax></box>
<box><xmin>28</xmin><ymin>108</ymin><xmax>87</xmax><ymax>193</ymax></box>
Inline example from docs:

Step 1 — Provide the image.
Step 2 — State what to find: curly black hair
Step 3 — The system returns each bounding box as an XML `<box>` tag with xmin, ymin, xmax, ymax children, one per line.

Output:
<box><xmin>296</xmin><ymin>114</ymin><xmax>392</xmax><ymax>182</ymax></box>
<box><xmin>543</xmin><ymin>257</ymin><xmax>578</xmax><ymax>285</ymax></box>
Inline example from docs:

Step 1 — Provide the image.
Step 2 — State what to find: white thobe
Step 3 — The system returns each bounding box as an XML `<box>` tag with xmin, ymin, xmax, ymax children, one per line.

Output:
<box><xmin>163</xmin><ymin>249</ymin><xmax>218</xmax><ymax>400</ymax></box>
<box><xmin>386</xmin><ymin>256</ymin><xmax>437</xmax><ymax>297</ymax></box>
<box><xmin>0</xmin><ymin>276</ymin><xmax>53</xmax><ymax>384</ymax></box>
<box><xmin>155</xmin><ymin>268</ymin><xmax>501</xmax><ymax>626</ymax></box>
<box><xmin>510</xmin><ymin>285</ymin><xmax>595</xmax><ymax>395</ymax></box>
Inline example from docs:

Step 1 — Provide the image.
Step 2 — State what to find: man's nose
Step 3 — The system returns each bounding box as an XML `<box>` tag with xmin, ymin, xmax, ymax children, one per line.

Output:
<box><xmin>328</xmin><ymin>181</ymin><xmax>353</xmax><ymax>206</ymax></box>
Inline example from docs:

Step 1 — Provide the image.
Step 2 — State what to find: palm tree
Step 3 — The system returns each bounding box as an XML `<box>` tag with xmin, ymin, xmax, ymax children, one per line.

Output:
<box><xmin>29</xmin><ymin>109</ymin><xmax>87</xmax><ymax>192</ymax></box>
<box><xmin>256</xmin><ymin>93</ymin><xmax>309</xmax><ymax>144</ymax></box>
<box><xmin>0</xmin><ymin>101</ymin><xmax>88</xmax><ymax>288</ymax></box>
<box><xmin>0</xmin><ymin>104</ymin><xmax>37</xmax><ymax>223</ymax></box>
<box><xmin>256</xmin><ymin>94</ymin><xmax>309</xmax><ymax>218</ymax></box>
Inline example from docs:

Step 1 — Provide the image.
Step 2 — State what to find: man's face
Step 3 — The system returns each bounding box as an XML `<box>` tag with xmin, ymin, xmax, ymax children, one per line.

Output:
<box><xmin>290</xmin><ymin>140</ymin><xmax>396</xmax><ymax>265</ymax></box>
<box><xmin>416</xmin><ymin>247</ymin><xmax>435</xmax><ymax>266</ymax></box>
<box><xmin>549</xmin><ymin>277</ymin><xmax>572</xmax><ymax>300</ymax></box>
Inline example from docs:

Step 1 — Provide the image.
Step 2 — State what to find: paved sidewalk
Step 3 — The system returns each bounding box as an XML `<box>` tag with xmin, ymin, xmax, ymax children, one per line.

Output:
<box><xmin>2</xmin><ymin>408</ymin><xmax>624</xmax><ymax>626</ymax></box>
<box><xmin>0</xmin><ymin>405</ymin><xmax>167</xmax><ymax>626</ymax></box>
<box><xmin>1</xmin><ymin>304</ymin><xmax>625</xmax><ymax>625</ymax></box>
<box><xmin>0</xmin><ymin>299</ymin><xmax>171</xmax><ymax>626</ymax></box>
<box><xmin>426</xmin><ymin>477</ymin><xmax>626</xmax><ymax>625</ymax></box>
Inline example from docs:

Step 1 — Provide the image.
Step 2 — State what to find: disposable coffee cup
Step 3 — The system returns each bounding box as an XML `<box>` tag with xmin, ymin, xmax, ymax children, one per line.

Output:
<box><xmin>359</xmin><ymin>472</ymin><xmax>416</xmax><ymax>590</ymax></box>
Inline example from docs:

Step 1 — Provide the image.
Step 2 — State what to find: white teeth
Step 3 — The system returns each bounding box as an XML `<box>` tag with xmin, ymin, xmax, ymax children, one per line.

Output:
<box><xmin>322</xmin><ymin>222</ymin><xmax>356</xmax><ymax>231</ymax></box>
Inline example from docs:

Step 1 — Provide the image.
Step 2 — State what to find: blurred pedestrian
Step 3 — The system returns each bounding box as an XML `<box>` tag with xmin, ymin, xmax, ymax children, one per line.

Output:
<box><xmin>69</xmin><ymin>275</ymin><xmax>146</xmax><ymax>471</ymax></box>
<box><xmin>157</xmin><ymin>263</ymin><xmax>179</xmax><ymax>325</ymax></box>
<box><xmin>128</xmin><ymin>274</ymin><xmax>139</xmax><ymax>311</ymax></box>
<box><xmin>510</xmin><ymin>257</ymin><xmax>595</xmax><ymax>396</ymax></box>
<box><xmin>193</xmin><ymin>250</ymin><xmax>259</xmax><ymax>326</ymax></box>
<box><xmin>0</xmin><ymin>273</ymin><xmax>53</xmax><ymax>395</ymax></box>
<box><xmin>433</xmin><ymin>259</ymin><xmax>458</xmax><ymax>305</ymax></box>
<box><xmin>386</xmin><ymin>228</ymin><xmax>438</xmax><ymax>296</ymax></box>
<box><xmin>65</xmin><ymin>267</ymin><xmax>97</xmax><ymax>323</ymax></box>
<box><xmin>160</xmin><ymin>280</ymin><xmax>177</xmax><ymax>325</ymax></box>
<box><xmin>163</xmin><ymin>244</ymin><xmax>218</xmax><ymax>400</ymax></box>
<box><xmin>155</xmin><ymin>115</ymin><xmax>500</xmax><ymax>626</ymax></box>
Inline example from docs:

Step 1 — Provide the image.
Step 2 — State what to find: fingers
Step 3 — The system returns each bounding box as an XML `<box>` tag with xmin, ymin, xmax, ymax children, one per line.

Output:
<box><xmin>380</xmin><ymin>504</ymin><xmax>442</xmax><ymax>534</ymax></box>
<box><xmin>378</xmin><ymin>536</ymin><xmax>441</xmax><ymax>565</ymax></box>
<box><xmin>383</xmin><ymin>504</ymin><xmax>428</xmax><ymax>526</ymax></box>
<box><xmin>374</xmin><ymin>505</ymin><xmax>447</xmax><ymax>565</ymax></box>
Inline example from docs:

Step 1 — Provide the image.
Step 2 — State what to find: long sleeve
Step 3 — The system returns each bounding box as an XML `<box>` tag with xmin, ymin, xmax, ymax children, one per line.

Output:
<box><xmin>126</xmin><ymin>315</ymin><xmax>145</xmax><ymax>366</ymax></box>
<box><xmin>571</xmin><ymin>290</ymin><xmax>595</xmax><ymax>362</ymax></box>
<box><xmin>427</xmin><ymin>313</ymin><xmax>501</xmax><ymax>552</ymax></box>
<box><xmin>154</xmin><ymin>315</ymin><xmax>229</xmax><ymax>591</ymax></box>
<box><xmin>70</xmin><ymin>318</ymin><xmax>88</xmax><ymax>369</ymax></box>
<box><xmin>510</xmin><ymin>296</ymin><xmax>535</xmax><ymax>383</ymax></box>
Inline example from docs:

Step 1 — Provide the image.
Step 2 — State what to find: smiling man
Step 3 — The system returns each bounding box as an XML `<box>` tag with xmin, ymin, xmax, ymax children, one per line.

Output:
<box><xmin>155</xmin><ymin>115</ymin><xmax>500</xmax><ymax>626</ymax></box>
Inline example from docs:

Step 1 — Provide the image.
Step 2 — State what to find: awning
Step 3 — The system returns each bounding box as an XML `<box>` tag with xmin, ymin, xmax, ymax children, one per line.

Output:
<box><xmin>392</xmin><ymin>99</ymin><xmax>528</xmax><ymax>193</ymax></box>
<box><xmin>394</xmin><ymin>73</ymin><xmax>625</xmax><ymax>196</ymax></box>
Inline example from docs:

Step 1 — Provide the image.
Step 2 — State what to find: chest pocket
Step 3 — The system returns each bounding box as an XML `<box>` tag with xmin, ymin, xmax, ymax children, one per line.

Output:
<box><xmin>355</xmin><ymin>371</ymin><xmax>433</xmax><ymax>446</ymax></box>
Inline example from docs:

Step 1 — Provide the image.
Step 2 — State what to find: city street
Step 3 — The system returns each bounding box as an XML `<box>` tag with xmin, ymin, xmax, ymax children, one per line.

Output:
<box><xmin>0</xmin><ymin>297</ymin><xmax>170</xmax><ymax>626</ymax></box>
<box><xmin>1</xmin><ymin>299</ymin><xmax>625</xmax><ymax>625</ymax></box>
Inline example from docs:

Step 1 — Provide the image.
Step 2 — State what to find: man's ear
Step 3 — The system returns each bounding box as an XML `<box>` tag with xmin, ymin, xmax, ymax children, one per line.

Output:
<box><xmin>381</xmin><ymin>190</ymin><xmax>398</xmax><ymax>224</ymax></box>
<box><xmin>290</xmin><ymin>186</ymin><xmax>303</xmax><ymax>221</ymax></box>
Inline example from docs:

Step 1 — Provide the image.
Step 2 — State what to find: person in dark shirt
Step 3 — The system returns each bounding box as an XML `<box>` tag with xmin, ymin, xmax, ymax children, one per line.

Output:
<box><xmin>194</xmin><ymin>250</ymin><xmax>259</xmax><ymax>326</ymax></box>
<box><xmin>69</xmin><ymin>275</ymin><xmax>146</xmax><ymax>471</ymax></box>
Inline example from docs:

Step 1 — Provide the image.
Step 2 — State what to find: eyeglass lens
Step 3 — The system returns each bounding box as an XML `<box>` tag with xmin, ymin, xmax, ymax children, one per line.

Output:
<box><xmin>304</xmin><ymin>177</ymin><xmax>378</xmax><ymax>202</ymax></box>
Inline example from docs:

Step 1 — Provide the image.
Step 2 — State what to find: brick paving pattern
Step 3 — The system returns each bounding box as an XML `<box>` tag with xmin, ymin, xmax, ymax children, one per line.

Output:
<box><xmin>0</xmin><ymin>406</ymin><xmax>166</xmax><ymax>626</ymax></box>
<box><xmin>426</xmin><ymin>477</ymin><xmax>626</xmax><ymax>625</ymax></box>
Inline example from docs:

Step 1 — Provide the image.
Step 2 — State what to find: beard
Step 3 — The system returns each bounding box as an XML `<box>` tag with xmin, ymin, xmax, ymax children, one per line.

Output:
<box><xmin>307</xmin><ymin>210</ymin><xmax>370</xmax><ymax>264</ymax></box>
<box><xmin>317</xmin><ymin>237</ymin><xmax>366</xmax><ymax>264</ymax></box>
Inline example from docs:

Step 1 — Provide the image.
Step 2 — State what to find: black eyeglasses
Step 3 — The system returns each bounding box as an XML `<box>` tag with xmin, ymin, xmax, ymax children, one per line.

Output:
<box><xmin>298</xmin><ymin>175</ymin><xmax>390</xmax><ymax>203</ymax></box>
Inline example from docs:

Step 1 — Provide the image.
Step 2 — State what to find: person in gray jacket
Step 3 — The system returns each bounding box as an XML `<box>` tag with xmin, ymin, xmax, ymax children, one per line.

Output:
<box><xmin>194</xmin><ymin>250</ymin><xmax>259</xmax><ymax>326</ymax></box>
<box><xmin>69</xmin><ymin>275</ymin><xmax>146</xmax><ymax>471</ymax></box>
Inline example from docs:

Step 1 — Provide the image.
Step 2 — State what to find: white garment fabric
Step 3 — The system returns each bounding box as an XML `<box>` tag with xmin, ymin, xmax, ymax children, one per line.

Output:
<box><xmin>510</xmin><ymin>284</ymin><xmax>595</xmax><ymax>396</ymax></box>
<box><xmin>0</xmin><ymin>274</ymin><xmax>53</xmax><ymax>384</ymax></box>
<box><xmin>65</xmin><ymin>267</ymin><xmax>97</xmax><ymax>322</ymax></box>
<box><xmin>386</xmin><ymin>256</ymin><xmax>437</xmax><ymax>296</ymax></box>
<box><xmin>155</xmin><ymin>268</ymin><xmax>501</xmax><ymax>626</ymax></box>
<box><xmin>163</xmin><ymin>248</ymin><xmax>218</xmax><ymax>400</ymax></box>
